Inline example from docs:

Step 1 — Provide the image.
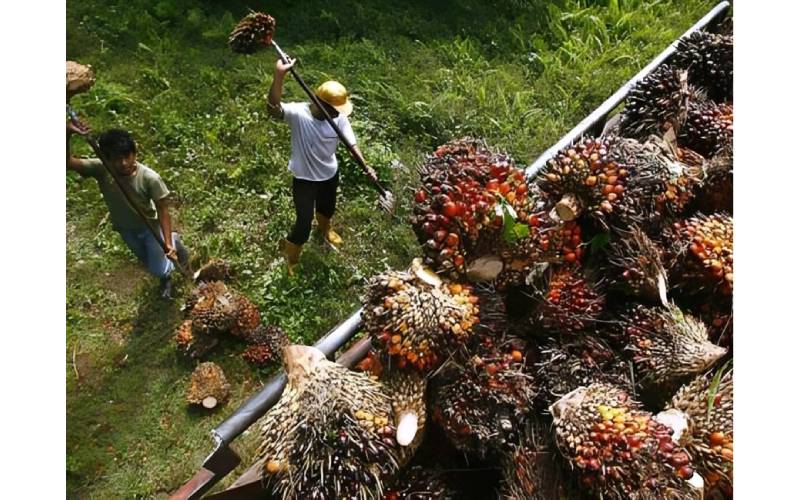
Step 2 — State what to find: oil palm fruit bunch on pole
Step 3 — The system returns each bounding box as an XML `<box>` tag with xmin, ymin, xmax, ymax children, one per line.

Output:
<box><xmin>619</xmin><ymin>65</ymin><xmax>693</xmax><ymax>139</ymax></box>
<box><xmin>550</xmin><ymin>383</ymin><xmax>703</xmax><ymax>499</ymax></box>
<box><xmin>605</xmin><ymin>226</ymin><xmax>669</xmax><ymax>305</ymax></box>
<box><xmin>241</xmin><ymin>324</ymin><xmax>288</xmax><ymax>367</ymax></box>
<box><xmin>186</xmin><ymin>362</ymin><xmax>230</xmax><ymax>409</ymax></box>
<box><xmin>528</xmin><ymin>265</ymin><xmax>606</xmax><ymax>335</ymax></box>
<box><xmin>608</xmin><ymin>303</ymin><xmax>726</xmax><ymax>405</ymax></box>
<box><xmin>663</xmin><ymin>212</ymin><xmax>733</xmax><ymax>299</ymax></box>
<box><xmin>681</xmin><ymin>101</ymin><xmax>733</xmax><ymax>157</ymax></box>
<box><xmin>257</xmin><ymin>345</ymin><xmax>400</xmax><ymax>499</ymax></box>
<box><xmin>673</xmin><ymin>31</ymin><xmax>733</xmax><ymax>102</ymax></box>
<box><xmin>174</xmin><ymin>319</ymin><xmax>218</xmax><ymax>359</ymax></box>
<box><xmin>429</xmin><ymin>333</ymin><xmax>537</xmax><ymax>458</ymax></box>
<box><xmin>535</xmin><ymin>335</ymin><xmax>632</xmax><ymax>409</ymax></box>
<box><xmin>66</xmin><ymin>61</ymin><xmax>95</xmax><ymax>102</ymax></box>
<box><xmin>228</xmin><ymin>12</ymin><xmax>276</xmax><ymax>54</ymax></box>
<box><xmin>658</xmin><ymin>367</ymin><xmax>733</xmax><ymax>497</ymax></box>
<box><xmin>499</xmin><ymin>419</ymin><xmax>576</xmax><ymax>500</ymax></box>
<box><xmin>411</xmin><ymin>138</ymin><xmax>568</xmax><ymax>285</ymax></box>
<box><xmin>362</xmin><ymin>260</ymin><xmax>479</xmax><ymax>373</ymax></box>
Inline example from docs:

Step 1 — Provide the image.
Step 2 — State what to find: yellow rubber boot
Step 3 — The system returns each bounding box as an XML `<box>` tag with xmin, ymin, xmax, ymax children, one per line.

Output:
<box><xmin>282</xmin><ymin>239</ymin><xmax>303</xmax><ymax>276</ymax></box>
<box><xmin>316</xmin><ymin>213</ymin><xmax>343</xmax><ymax>246</ymax></box>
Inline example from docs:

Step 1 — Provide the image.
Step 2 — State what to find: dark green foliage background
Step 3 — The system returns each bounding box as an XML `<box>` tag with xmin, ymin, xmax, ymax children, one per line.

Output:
<box><xmin>66</xmin><ymin>0</ymin><xmax>713</xmax><ymax>496</ymax></box>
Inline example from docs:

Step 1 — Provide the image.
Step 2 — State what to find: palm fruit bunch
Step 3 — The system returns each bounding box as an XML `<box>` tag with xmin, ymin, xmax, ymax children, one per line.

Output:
<box><xmin>661</xmin><ymin>368</ymin><xmax>733</xmax><ymax>497</ymax></box>
<box><xmin>66</xmin><ymin>61</ymin><xmax>95</xmax><ymax>101</ymax></box>
<box><xmin>228</xmin><ymin>12</ymin><xmax>275</xmax><ymax>54</ymax></box>
<box><xmin>537</xmin><ymin>136</ymin><xmax>675</xmax><ymax>230</ymax></box>
<box><xmin>611</xmin><ymin>136</ymin><xmax>703</xmax><ymax>226</ymax></box>
<box><xmin>499</xmin><ymin>419</ymin><xmax>576</xmax><ymax>500</ymax></box>
<box><xmin>529</xmin><ymin>265</ymin><xmax>606</xmax><ymax>335</ymax></box>
<box><xmin>362</xmin><ymin>263</ymin><xmax>479</xmax><ymax>372</ymax></box>
<box><xmin>186</xmin><ymin>280</ymin><xmax>238</xmax><ymax>334</ymax></box>
<box><xmin>193</xmin><ymin>258</ymin><xmax>232</xmax><ymax>283</ymax></box>
<box><xmin>429</xmin><ymin>334</ymin><xmax>537</xmax><ymax>457</ymax></box>
<box><xmin>186</xmin><ymin>362</ymin><xmax>230</xmax><ymax>409</ymax></box>
<box><xmin>382</xmin><ymin>465</ymin><xmax>455</xmax><ymax>500</ymax></box>
<box><xmin>692</xmin><ymin>146</ymin><xmax>732</xmax><ymax>214</ymax></box>
<box><xmin>174</xmin><ymin>319</ymin><xmax>218</xmax><ymax>359</ymax></box>
<box><xmin>535</xmin><ymin>335</ymin><xmax>631</xmax><ymax>409</ymax></box>
<box><xmin>411</xmin><ymin>138</ymin><xmax>560</xmax><ymax>283</ymax></box>
<box><xmin>241</xmin><ymin>324</ymin><xmax>288</xmax><ymax>367</ymax></box>
<box><xmin>619</xmin><ymin>65</ymin><xmax>692</xmax><ymax>139</ymax></box>
<box><xmin>230</xmin><ymin>294</ymin><xmax>261</xmax><ymax>338</ymax></box>
<box><xmin>692</xmin><ymin>302</ymin><xmax>733</xmax><ymax>349</ymax></box>
<box><xmin>550</xmin><ymin>383</ymin><xmax>701</xmax><ymax>498</ymax></box>
<box><xmin>606</xmin><ymin>226</ymin><xmax>668</xmax><ymax>304</ymax></box>
<box><xmin>681</xmin><ymin>101</ymin><xmax>733</xmax><ymax>157</ymax></box>
<box><xmin>257</xmin><ymin>345</ymin><xmax>400</xmax><ymax>499</ymax></box>
<box><xmin>610</xmin><ymin>303</ymin><xmax>726</xmax><ymax>403</ymax></box>
<box><xmin>385</xmin><ymin>371</ymin><xmax>428</xmax><ymax>466</ymax></box>
<box><xmin>673</xmin><ymin>31</ymin><xmax>733</xmax><ymax>102</ymax></box>
<box><xmin>664</xmin><ymin>212</ymin><xmax>733</xmax><ymax>298</ymax></box>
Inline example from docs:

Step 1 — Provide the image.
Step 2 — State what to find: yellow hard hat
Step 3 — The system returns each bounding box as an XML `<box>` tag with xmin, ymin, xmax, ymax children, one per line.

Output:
<box><xmin>314</xmin><ymin>80</ymin><xmax>353</xmax><ymax>117</ymax></box>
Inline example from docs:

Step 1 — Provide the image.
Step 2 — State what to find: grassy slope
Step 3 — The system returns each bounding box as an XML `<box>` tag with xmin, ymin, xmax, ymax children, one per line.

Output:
<box><xmin>66</xmin><ymin>0</ymin><xmax>714</xmax><ymax>497</ymax></box>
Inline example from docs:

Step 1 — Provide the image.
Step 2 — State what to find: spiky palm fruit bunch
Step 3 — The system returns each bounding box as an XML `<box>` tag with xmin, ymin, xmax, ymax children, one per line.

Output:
<box><xmin>606</xmin><ymin>227</ymin><xmax>669</xmax><ymax>304</ymax></box>
<box><xmin>382</xmin><ymin>465</ymin><xmax>455</xmax><ymax>500</ymax></box>
<box><xmin>186</xmin><ymin>281</ymin><xmax>238</xmax><ymax>334</ymax></box>
<box><xmin>681</xmin><ymin>101</ymin><xmax>733</xmax><ymax>157</ymax></box>
<box><xmin>430</xmin><ymin>334</ymin><xmax>537</xmax><ymax>457</ymax></box>
<box><xmin>550</xmin><ymin>384</ymin><xmax>700</xmax><ymax>499</ymax></box>
<box><xmin>613</xmin><ymin>136</ymin><xmax>703</xmax><ymax>226</ymax></box>
<box><xmin>500</xmin><ymin>420</ymin><xmax>576</xmax><ymax>500</ymax></box>
<box><xmin>536</xmin><ymin>335</ymin><xmax>631</xmax><ymax>409</ymax></box>
<box><xmin>692</xmin><ymin>302</ymin><xmax>733</xmax><ymax>349</ymax></box>
<box><xmin>619</xmin><ymin>65</ymin><xmax>692</xmax><ymax>139</ymax></box>
<box><xmin>664</xmin><ymin>213</ymin><xmax>733</xmax><ymax>298</ymax></box>
<box><xmin>663</xmin><ymin>368</ymin><xmax>733</xmax><ymax>497</ymax></box>
<box><xmin>611</xmin><ymin>303</ymin><xmax>727</xmax><ymax>400</ymax></box>
<box><xmin>228</xmin><ymin>12</ymin><xmax>275</xmax><ymax>54</ymax></box>
<box><xmin>186</xmin><ymin>362</ymin><xmax>230</xmax><ymax>409</ymax></box>
<box><xmin>530</xmin><ymin>265</ymin><xmax>606</xmax><ymax>334</ymax></box>
<box><xmin>537</xmin><ymin>136</ymin><xmax>682</xmax><ymax>230</ymax></box>
<box><xmin>673</xmin><ymin>31</ymin><xmax>733</xmax><ymax>102</ymax></box>
<box><xmin>193</xmin><ymin>258</ymin><xmax>231</xmax><ymax>283</ymax></box>
<box><xmin>174</xmin><ymin>319</ymin><xmax>218</xmax><ymax>359</ymax></box>
<box><xmin>385</xmin><ymin>371</ymin><xmax>428</xmax><ymax>467</ymax></box>
<box><xmin>693</xmin><ymin>146</ymin><xmax>733</xmax><ymax>214</ymax></box>
<box><xmin>363</xmin><ymin>265</ymin><xmax>479</xmax><ymax>372</ymax></box>
<box><xmin>241</xmin><ymin>324</ymin><xmax>288</xmax><ymax>367</ymax></box>
<box><xmin>412</xmin><ymin>138</ymin><xmax>570</xmax><ymax>284</ymax></box>
<box><xmin>258</xmin><ymin>345</ymin><xmax>400</xmax><ymax>499</ymax></box>
<box><xmin>229</xmin><ymin>294</ymin><xmax>260</xmax><ymax>337</ymax></box>
<box><xmin>66</xmin><ymin>61</ymin><xmax>95</xmax><ymax>99</ymax></box>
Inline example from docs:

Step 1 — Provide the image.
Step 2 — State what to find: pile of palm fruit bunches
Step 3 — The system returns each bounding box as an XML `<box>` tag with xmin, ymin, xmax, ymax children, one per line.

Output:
<box><xmin>246</xmin><ymin>28</ymin><xmax>732</xmax><ymax>499</ymax></box>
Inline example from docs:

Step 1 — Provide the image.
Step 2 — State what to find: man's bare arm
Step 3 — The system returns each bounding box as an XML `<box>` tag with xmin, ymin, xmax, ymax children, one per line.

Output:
<box><xmin>155</xmin><ymin>197</ymin><xmax>177</xmax><ymax>260</ymax></box>
<box><xmin>267</xmin><ymin>57</ymin><xmax>296</xmax><ymax>119</ymax></box>
<box><xmin>66</xmin><ymin>121</ymin><xmax>92</xmax><ymax>174</ymax></box>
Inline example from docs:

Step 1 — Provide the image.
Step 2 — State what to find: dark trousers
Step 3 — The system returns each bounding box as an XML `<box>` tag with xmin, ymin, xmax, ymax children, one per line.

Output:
<box><xmin>287</xmin><ymin>172</ymin><xmax>339</xmax><ymax>245</ymax></box>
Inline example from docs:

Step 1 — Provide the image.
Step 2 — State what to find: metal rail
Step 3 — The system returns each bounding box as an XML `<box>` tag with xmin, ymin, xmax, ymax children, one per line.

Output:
<box><xmin>524</xmin><ymin>0</ymin><xmax>731</xmax><ymax>177</ymax></box>
<box><xmin>173</xmin><ymin>2</ymin><xmax>731</xmax><ymax>498</ymax></box>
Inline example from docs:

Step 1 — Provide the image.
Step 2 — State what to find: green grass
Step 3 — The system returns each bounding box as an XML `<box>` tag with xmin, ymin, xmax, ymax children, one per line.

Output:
<box><xmin>66</xmin><ymin>0</ymin><xmax>716</xmax><ymax>497</ymax></box>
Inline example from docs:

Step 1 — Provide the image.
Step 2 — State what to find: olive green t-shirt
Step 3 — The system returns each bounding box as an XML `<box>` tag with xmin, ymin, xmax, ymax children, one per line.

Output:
<box><xmin>81</xmin><ymin>159</ymin><xmax>170</xmax><ymax>230</ymax></box>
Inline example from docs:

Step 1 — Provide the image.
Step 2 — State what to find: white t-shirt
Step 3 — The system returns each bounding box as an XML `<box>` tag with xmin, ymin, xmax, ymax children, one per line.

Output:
<box><xmin>282</xmin><ymin>102</ymin><xmax>357</xmax><ymax>181</ymax></box>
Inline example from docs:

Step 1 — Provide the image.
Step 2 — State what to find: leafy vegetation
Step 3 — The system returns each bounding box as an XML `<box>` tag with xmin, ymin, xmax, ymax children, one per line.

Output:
<box><xmin>66</xmin><ymin>0</ymin><xmax>716</xmax><ymax>497</ymax></box>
